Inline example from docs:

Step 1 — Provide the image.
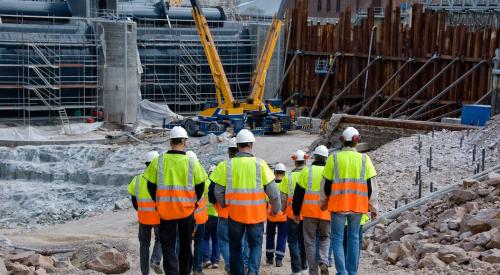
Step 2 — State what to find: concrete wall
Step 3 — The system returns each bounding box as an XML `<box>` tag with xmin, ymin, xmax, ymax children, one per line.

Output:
<box><xmin>95</xmin><ymin>19</ymin><xmax>140</xmax><ymax>124</ymax></box>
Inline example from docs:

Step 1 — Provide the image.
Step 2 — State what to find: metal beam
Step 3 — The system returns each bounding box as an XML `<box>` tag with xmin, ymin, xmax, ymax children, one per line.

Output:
<box><xmin>372</xmin><ymin>54</ymin><xmax>438</xmax><ymax>116</ymax></box>
<box><xmin>390</xmin><ymin>57</ymin><xmax>460</xmax><ymax>118</ymax></box>
<box><xmin>357</xmin><ymin>58</ymin><xmax>413</xmax><ymax>116</ymax></box>
<box><xmin>409</xmin><ymin>60</ymin><xmax>487</xmax><ymax>119</ymax></box>
<box><xmin>309</xmin><ymin>52</ymin><xmax>341</xmax><ymax>117</ymax></box>
<box><xmin>412</xmin><ymin>102</ymin><xmax>456</xmax><ymax>120</ymax></box>
<box><xmin>428</xmin><ymin>88</ymin><xmax>494</xmax><ymax>122</ymax></box>
<box><xmin>273</xmin><ymin>50</ymin><xmax>302</xmax><ymax>98</ymax></box>
<box><xmin>317</xmin><ymin>56</ymin><xmax>382</xmax><ymax>119</ymax></box>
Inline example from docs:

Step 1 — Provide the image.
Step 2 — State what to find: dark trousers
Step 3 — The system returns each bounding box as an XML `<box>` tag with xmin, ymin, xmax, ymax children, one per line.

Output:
<box><xmin>138</xmin><ymin>224</ymin><xmax>162</xmax><ymax>275</ymax></box>
<box><xmin>287</xmin><ymin>219</ymin><xmax>308</xmax><ymax>273</ymax></box>
<box><xmin>265</xmin><ymin>221</ymin><xmax>287</xmax><ymax>261</ymax></box>
<box><xmin>203</xmin><ymin>216</ymin><xmax>220</xmax><ymax>264</ymax></box>
<box><xmin>228</xmin><ymin>219</ymin><xmax>264</xmax><ymax>275</ymax></box>
<box><xmin>193</xmin><ymin>223</ymin><xmax>205</xmax><ymax>272</ymax></box>
<box><xmin>159</xmin><ymin>214</ymin><xmax>195</xmax><ymax>275</ymax></box>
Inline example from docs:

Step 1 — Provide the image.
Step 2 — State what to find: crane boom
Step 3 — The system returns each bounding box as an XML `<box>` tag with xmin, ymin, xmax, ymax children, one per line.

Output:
<box><xmin>189</xmin><ymin>0</ymin><xmax>235</xmax><ymax>110</ymax></box>
<box><xmin>245</xmin><ymin>0</ymin><xmax>289</xmax><ymax>110</ymax></box>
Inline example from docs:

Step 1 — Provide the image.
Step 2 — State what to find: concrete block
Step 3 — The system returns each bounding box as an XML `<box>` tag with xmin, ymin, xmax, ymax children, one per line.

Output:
<box><xmin>297</xmin><ymin>116</ymin><xmax>322</xmax><ymax>134</ymax></box>
<box><xmin>441</xmin><ymin>117</ymin><xmax>462</xmax><ymax>125</ymax></box>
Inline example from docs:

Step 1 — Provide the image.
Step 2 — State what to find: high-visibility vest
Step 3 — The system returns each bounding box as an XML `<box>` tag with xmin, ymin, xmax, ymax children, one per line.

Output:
<box><xmin>156</xmin><ymin>154</ymin><xmax>197</xmax><ymax>220</ymax></box>
<box><xmin>327</xmin><ymin>152</ymin><xmax>369</xmax><ymax>213</ymax></box>
<box><xmin>129</xmin><ymin>174</ymin><xmax>160</xmax><ymax>225</ymax></box>
<box><xmin>267</xmin><ymin>201</ymin><xmax>287</xmax><ymax>222</ymax></box>
<box><xmin>195</xmin><ymin>196</ymin><xmax>208</xmax><ymax>224</ymax></box>
<box><xmin>215</xmin><ymin>202</ymin><xmax>228</xmax><ymax>219</ymax></box>
<box><xmin>225</xmin><ymin>157</ymin><xmax>267</xmax><ymax>224</ymax></box>
<box><xmin>285</xmin><ymin>171</ymin><xmax>303</xmax><ymax>220</ymax></box>
<box><xmin>300</xmin><ymin>165</ymin><xmax>330</xmax><ymax>221</ymax></box>
<box><xmin>344</xmin><ymin>214</ymin><xmax>370</xmax><ymax>226</ymax></box>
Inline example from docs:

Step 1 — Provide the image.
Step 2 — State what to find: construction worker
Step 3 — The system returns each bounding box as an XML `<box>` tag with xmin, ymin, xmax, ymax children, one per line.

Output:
<box><xmin>128</xmin><ymin>151</ymin><xmax>163</xmax><ymax>275</ymax></box>
<box><xmin>320</xmin><ymin>127</ymin><xmax>378</xmax><ymax>275</ymax></box>
<box><xmin>281</xmin><ymin>150</ymin><xmax>309</xmax><ymax>274</ymax></box>
<box><xmin>265</xmin><ymin>163</ymin><xmax>288</xmax><ymax>267</ymax></box>
<box><xmin>328</xmin><ymin>214</ymin><xmax>369</xmax><ymax>267</ymax></box>
<box><xmin>210</xmin><ymin>129</ymin><xmax>280</xmax><ymax>275</ymax></box>
<box><xmin>292</xmin><ymin>145</ymin><xmax>330</xmax><ymax>275</ymax></box>
<box><xmin>143</xmin><ymin>126</ymin><xmax>208</xmax><ymax>275</ymax></box>
<box><xmin>202</xmin><ymin>166</ymin><xmax>220</xmax><ymax>270</ymax></box>
<box><xmin>187</xmin><ymin>151</ymin><xmax>209</xmax><ymax>275</ymax></box>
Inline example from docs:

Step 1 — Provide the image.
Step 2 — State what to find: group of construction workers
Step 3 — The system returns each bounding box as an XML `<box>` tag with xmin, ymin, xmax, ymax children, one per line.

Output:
<box><xmin>128</xmin><ymin>125</ymin><xmax>378</xmax><ymax>275</ymax></box>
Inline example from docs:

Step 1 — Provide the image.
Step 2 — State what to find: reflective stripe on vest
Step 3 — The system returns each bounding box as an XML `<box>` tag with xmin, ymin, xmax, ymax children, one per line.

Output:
<box><xmin>225</xmin><ymin>158</ymin><xmax>267</xmax><ymax>224</ymax></box>
<box><xmin>156</xmin><ymin>154</ymin><xmax>196</xmax><ymax>220</ymax></box>
<box><xmin>301</xmin><ymin>166</ymin><xmax>330</xmax><ymax>220</ymax></box>
<box><xmin>135</xmin><ymin>176</ymin><xmax>160</xmax><ymax>225</ymax></box>
<box><xmin>285</xmin><ymin>171</ymin><xmax>303</xmax><ymax>220</ymax></box>
<box><xmin>328</xmin><ymin>153</ymin><xmax>369</xmax><ymax>213</ymax></box>
<box><xmin>194</xmin><ymin>196</ymin><xmax>208</xmax><ymax>224</ymax></box>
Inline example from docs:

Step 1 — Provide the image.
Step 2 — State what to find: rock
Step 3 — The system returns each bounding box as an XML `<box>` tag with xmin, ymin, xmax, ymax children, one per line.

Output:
<box><xmin>476</xmin><ymin>188</ymin><xmax>492</xmax><ymax>197</ymax></box>
<box><xmin>448</xmin><ymin>219</ymin><xmax>461</xmax><ymax>231</ymax></box>
<box><xmin>461</xmin><ymin>208</ymin><xmax>500</xmax><ymax>234</ymax></box>
<box><xmin>113</xmin><ymin>198</ymin><xmax>131</xmax><ymax>210</ymax></box>
<box><xmin>462</xmin><ymin>179</ymin><xmax>479</xmax><ymax>189</ymax></box>
<box><xmin>451</xmin><ymin>189</ymin><xmax>478</xmax><ymax>204</ymax></box>
<box><xmin>199</xmin><ymin>133</ymin><xmax>218</xmax><ymax>145</ymax></box>
<box><xmin>386</xmin><ymin>221</ymin><xmax>409</xmax><ymax>241</ymax></box>
<box><xmin>464</xmin><ymin>201</ymin><xmax>479</xmax><ymax>214</ymax></box>
<box><xmin>436</xmin><ymin>207</ymin><xmax>466</xmax><ymax>228</ymax></box>
<box><xmin>54</xmin><ymin>258</ymin><xmax>73</xmax><ymax>269</ymax></box>
<box><xmin>417</xmin><ymin>253</ymin><xmax>446</xmax><ymax>269</ymax></box>
<box><xmin>437</xmin><ymin>245</ymin><xmax>469</xmax><ymax>264</ymax></box>
<box><xmin>402</xmin><ymin>223</ymin><xmax>422</xmax><ymax>235</ymax></box>
<box><xmin>467</xmin><ymin>251</ymin><xmax>481</xmax><ymax>259</ymax></box>
<box><xmin>85</xmin><ymin>248</ymin><xmax>130</xmax><ymax>274</ymax></box>
<box><xmin>487</xmin><ymin>227</ymin><xmax>500</xmax><ymax>249</ymax></box>
<box><xmin>416</xmin><ymin>243</ymin><xmax>441</xmax><ymax>258</ymax></box>
<box><xmin>399</xmin><ymin>256</ymin><xmax>417</xmax><ymax>269</ymax></box>
<box><xmin>0</xmin><ymin>259</ymin><xmax>8</xmax><ymax>274</ymax></box>
<box><xmin>5</xmin><ymin>261</ymin><xmax>33</xmax><ymax>275</ymax></box>
<box><xmin>471</xmin><ymin>231</ymin><xmax>492</xmax><ymax>247</ymax></box>
<box><xmin>21</xmin><ymin>254</ymin><xmax>54</xmax><ymax>272</ymax></box>
<box><xmin>382</xmin><ymin>241</ymin><xmax>411</xmax><ymax>264</ymax></box>
<box><xmin>484</xmin><ymin>172</ymin><xmax>500</xmax><ymax>188</ymax></box>
<box><xmin>34</xmin><ymin>268</ymin><xmax>46</xmax><ymax>275</ymax></box>
<box><xmin>7</xmin><ymin>251</ymin><xmax>35</xmax><ymax>263</ymax></box>
<box><xmin>481</xmin><ymin>249</ymin><xmax>500</xmax><ymax>264</ymax></box>
<box><xmin>459</xmin><ymin>231</ymin><xmax>472</xmax><ymax>241</ymax></box>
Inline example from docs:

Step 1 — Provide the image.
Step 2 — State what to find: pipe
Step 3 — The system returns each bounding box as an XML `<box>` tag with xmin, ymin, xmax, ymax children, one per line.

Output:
<box><xmin>274</xmin><ymin>20</ymin><xmax>293</xmax><ymax>98</ymax></box>
<box><xmin>363</xmin><ymin>164</ymin><xmax>500</xmax><ymax>232</ymax></box>
<box><xmin>409</xmin><ymin>60</ymin><xmax>487</xmax><ymax>119</ymax></box>
<box><xmin>309</xmin><ymin>53</ymin><xmax>341</xmax><ymax>117</ymax></box>
<box><xmin>363</xmin><ymin>26</ymin><xmax>377</xmax><ymax>103</ymax></box>
<box><xmin>390</xmin><ymin>57</ymin><xmax>460</xmax><ymax>119</ymax></box>
<box><xmin>282</xmin><ymin>92</ymin><xmax>302</xmax><ymax>106</ymax></box>
<box><xmin>411</xmin><ymin>102</ymin><xmax>455</xmax><ymax>120</ymax></box>
<box><xmin>428</xmin><ymin>88</ymin><xmax>493</xmax><ymax>122</ymax></box>
<box><xmin>391</xmin><ymin>102</ymin><xmax>427</xmax><ymax>118</ymax></box>
<box><xmin>273</xmin><ymin>50</ymin><xmax>302</xmax><ymax>98</ymax></box>
<box><xmin>372</xmin><ymin>54</ymin><xmax>438</xmax><ymax>116</ymax></box>
<box><xmin>357</xmin><ymin>58</ymin><xmax>413</xmax><ymax>116</ymax></box>
<box><xmin>317</xmin><ymin>56</ymin><xmax>382</xmax><ymax>119</ymax></box>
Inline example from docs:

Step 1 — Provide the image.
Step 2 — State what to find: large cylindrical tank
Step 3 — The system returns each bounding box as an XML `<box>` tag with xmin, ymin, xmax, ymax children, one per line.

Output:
<box><xmin>0</xmin><ymin>0</ymin><xmax>72</xmax><ymax>17</ymax></box>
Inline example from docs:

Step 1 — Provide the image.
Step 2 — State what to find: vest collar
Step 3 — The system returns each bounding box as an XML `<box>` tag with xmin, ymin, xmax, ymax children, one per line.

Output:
<box><xmin>341</xmin><ymin>147</ymin><xmax>357</xmax><ymax>152</ymax></box>
<box><xmin>311</xmin><ymin>161</ymin><xmax>326</xmax><ymax>166</ymax></box>
<box><xmin>235</xmin><ymin>152</ymin><xmax>254</xmax><ymax>157</ymax></box>
<box><xmin>167</xmin><ymin>150</ymin><xmax>186</xmax><ymax>155</ymax></box>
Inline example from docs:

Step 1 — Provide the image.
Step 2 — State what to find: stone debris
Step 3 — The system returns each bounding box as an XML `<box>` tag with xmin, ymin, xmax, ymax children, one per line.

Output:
<box><xmin>366</xmin><ymin>175</ymin><xmax>500</xmax><ymax>273</ymax></box>
<box><xmin>85</xmin><ymin>248</ymin><xmax>130</xmax><ymax>274</ymax></box>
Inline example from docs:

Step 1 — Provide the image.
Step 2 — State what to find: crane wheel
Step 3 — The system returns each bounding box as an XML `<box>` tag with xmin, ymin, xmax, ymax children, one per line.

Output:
<box><xmin>185</xmin><ymin>119</ymin><xmax>197</xmax><ymax>136</ymax></box>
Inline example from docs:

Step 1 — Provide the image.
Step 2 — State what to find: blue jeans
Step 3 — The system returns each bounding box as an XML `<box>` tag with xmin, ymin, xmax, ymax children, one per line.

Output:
<box><xmin>204</xmin><ymin>216</ymin><xmax>220</xmax><ymax>264</ymax></box>
<box><xmin>218</xmin><ymin>218</ymin><xmax>249</xmax><ymax>272</ymax></box>
<box><xmin>138</xmin><ymin>224</ymin><xmax>162</xmax><ymax>275</ymax></box>
<box><xmin>265</xmin><ymin>221</ymin><xmax>287</xmax><ymax>261</ymax></box>
<box><xmin>193</xmin><ymin>223</ymin><xmax>205</xmax><ymax>272</ymax></box>
<box><xmin>228</xmin><ymin>219</ymin><xmax>264</xmax><ymax>275</ymax></box>
<box><xmin>330</xmin><ymin>213</ymin><xmax>362</xmax><ymax>275</ymax></box>
<box><xmin>328</xmin><ymin>225</ymin><xmax>364</xmax><ymax>265</ymax></box>
<box><xmin>159</xmin><ymin>215</ymin><xmax>195</xmax><ymax>275</ymax></box>
<box><xmin>286</xmin><ymin>219</ymin><xmax>308</xmax><ymax>273</ymax></box>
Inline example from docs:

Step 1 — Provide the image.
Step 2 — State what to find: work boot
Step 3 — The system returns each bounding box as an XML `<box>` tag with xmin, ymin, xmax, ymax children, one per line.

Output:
<box><xmin>150</xmin><ymin>262</ymin><xmax>163</xmax><ymax>274</ymax></box>
<box><xmin>202</xmin><ymin>261</ymin><xmax>212</xmax><ymax>268</ymax></box>
<box><xmin>319</xmin><ymin>263</ymin><xmax>329</xmax><ymax>274</ymax></box>
<box><xmin>211</xmin><ymin>263</ymin><xmax>219</xmax><ymax>269</ymax></box>
<box><xmin>266</xmin><ymin>258</ymin><xmax>274</xmax><ymax>265</ymax></box>
<box><xmin>275</xmin><ymin>259</ymin><xmax>283</xmax><ymax>267</ymax></box>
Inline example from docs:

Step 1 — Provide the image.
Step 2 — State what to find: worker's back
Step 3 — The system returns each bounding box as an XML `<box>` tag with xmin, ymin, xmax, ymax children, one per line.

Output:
<box><xmin>299</xmin><ymin>165</ymin><xmax>330</xmax><ymax>220</ymax></box>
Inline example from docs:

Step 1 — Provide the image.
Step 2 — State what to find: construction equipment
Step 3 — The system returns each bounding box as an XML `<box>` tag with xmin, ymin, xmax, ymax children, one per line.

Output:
<box><xmin>166</xmin><ymin>0</ymin><xmax>291</xmax><ymax>136</ymax></box>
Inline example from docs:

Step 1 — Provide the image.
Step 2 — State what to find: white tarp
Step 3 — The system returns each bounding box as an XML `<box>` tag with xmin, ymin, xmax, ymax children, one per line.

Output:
<box><xmin>0</xmin><ymin>122</ymin><xmax>104</xmax><ymax>141</ymax></box>
<box><xmin>136</xmin><ymin>99</ymin><xmax>183</xmax><ymax>127</ymax></box>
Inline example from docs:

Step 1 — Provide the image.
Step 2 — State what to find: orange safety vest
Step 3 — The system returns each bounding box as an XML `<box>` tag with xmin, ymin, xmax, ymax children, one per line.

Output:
<box><xmin>195</xmin><ymin>196</ymin><xmax>208</xmax><ymax>224</ymax></box>
<box><xmin>267</xmin><ymin>202</ymin><xmax>287</xmax><ymax>222</ymax></box>
<box><xmin>156</xmin><ymin>155</ymin><xmax>197</xmax><ymax>220</ymax></box>
<box><xmin>285</xmin><ymin>172</ymin><xmax>303</xmax><ymax>220</ymax></box>
<box><xmin>225</xmin><ymin>158</ymin><xmax>267</xmax><ymax>224</ymax></box>
<box><xmin>215</xmin><ymin>202</ymin><xmax>229</xmax><ymax>219</ymax></box>
<box><xmin>135</xmin><ymin>176</ymin><xmax>160</xmax><ymax>225</ymax></box>
<box><xmin>328</xmin><ymin>153</ymin><xmax>369</xmax><ymax>213</ymax></box>
<box><xmin>301</xmin><ymin>166</ymin><xmax>330</xmax><ymax>221</ymax></box>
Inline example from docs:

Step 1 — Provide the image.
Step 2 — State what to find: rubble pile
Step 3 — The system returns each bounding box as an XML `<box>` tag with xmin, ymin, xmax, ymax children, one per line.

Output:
<box><xmin>365</xmin><ymin>173</ymin><xmax>500</xmax><ymax>273</ymax></box>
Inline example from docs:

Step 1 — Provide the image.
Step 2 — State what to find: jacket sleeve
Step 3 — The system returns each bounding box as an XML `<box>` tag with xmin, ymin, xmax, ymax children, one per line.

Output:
<box><xmin>147</xmin><ymin>181</ymin><xmax>157</xmax><ymax>202</ymax></box>
<box><xmin>214</xmin><ymin>183</ymin><xmax>226</xmax><ymax>208</ymax></box>
<box><xmin>292</xmin><ymin>184</ymin><xmax>305</xmax><ymax>216</ymax></box>
<box><xmin>264</xmin><ymin>181</ymin><xmax>281</xmax><ymax>214</ymax></box>
<box><xmin>131</xmin><ymin>195</ymin><xmax>138</xmax><ymax>211</ymax></box>
<box><xmin>195</xmin><ymin>181</ymin><xmax>205</xmax><ymax>201</ymax></box>
<box><xmin>280</xmin><ymin>192</ymin><xmax>288</xmax><ymax>213</ymax></box>
<box><xmin>320</xmin><ymin>177</ymin><xmax>332</xmax><ymax>206</ymax></box>
<box><xmin>208</xmin><ymin>180</ymin><xmax>217</xmax><ymax>204</ymax></box>
<box><xmin>368</xmin><ymin>177</ymin><xmax>379</xmax><ymax>212</ymax></box>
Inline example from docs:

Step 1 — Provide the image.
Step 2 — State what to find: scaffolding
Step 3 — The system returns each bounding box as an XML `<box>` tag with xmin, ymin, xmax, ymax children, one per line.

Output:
<box><xmin>0</xmin><ymin>15</ymin><xmax>100</xmax><ymax>125</ymax></box>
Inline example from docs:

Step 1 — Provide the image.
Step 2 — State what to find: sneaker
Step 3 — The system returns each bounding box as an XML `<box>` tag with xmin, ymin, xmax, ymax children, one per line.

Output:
<box><xmin>211</xmin><ymin>263</ymin><xmax>219</xmax><ymax>269</ymax></box>
<box><xmin>202</xmin><ymin>261</ymin><xmax>212</xmax><ymax>268</ymax></box>
<box><xmin>275</xmin><ymin>259</ymin><xmax>283</xmax><ymax>267</ymax></box>
<box><xmin>150</xmin><ymin>262</ymin><xmax>163</xmax><ymax>274</ymax></box>
<box><xmin>319</xmin><ymin>263</ymin><xmax>329</xmax><ymax>274</ymax></box>
<box><xmin>266</xmin><ymin>258</ymin><xmax>274</xmax><ymax>265</ymax></box>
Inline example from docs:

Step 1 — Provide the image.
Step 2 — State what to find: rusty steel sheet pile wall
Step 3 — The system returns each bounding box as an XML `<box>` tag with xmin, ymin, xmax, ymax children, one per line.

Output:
<box><xmin>283</xmin><ymin>1</ymin><xmax>500</xmax><ymax>120</ymax></box>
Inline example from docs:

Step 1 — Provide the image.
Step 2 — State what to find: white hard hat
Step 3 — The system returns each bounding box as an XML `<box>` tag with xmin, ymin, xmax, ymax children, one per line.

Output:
<box><xmin>145</xmin><ymin>151</ymin><xmax>159</xmax><ymax>163</ymax></box>
<box><xmin>236</xmin><ymin>129</ymin><xmax>255</xmax><ymax>144</ymax></box>
<box><xmin>313</xmin><ymin>145</ymin><xmax>329</xmax><ymax>158</ymax></box>
<box><xmin>342</xmin><ymin>127</ymin><xmax>360</xmax><ymax>142</ymax></box>
<box><xmin>275</xmin><ymin>163</ymin><xmax>286</xmax><ymax>172</ymax></box>
<box><xmin>170</xmin><ymin>126</ymin><xmax>189</xmax><ymax>139</ymax></box>
<box><xmin>186</xmin><ymin>150</ymin><xmax>198</xmax><ymax>161</ymax></box>
<box><xmin>292</xmin><ymin>150</ymin><xmax>308</xmax><ymax>161</ymax></box>
<box><xmin>228</xmin><ymin>137</ymin><xmax>237</xmax><ymax>148</ymax></box>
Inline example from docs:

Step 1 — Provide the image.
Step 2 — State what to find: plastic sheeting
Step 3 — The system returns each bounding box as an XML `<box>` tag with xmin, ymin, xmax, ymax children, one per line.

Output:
<box><xmin>136</xmin><ymin>99</ymin><xmax>183</xmax><ymax>127</ymax></box>
<box><xmin>0</xmin><ymin>122</ymin><xmax>104</xmax><ymax>141</ymax></box>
